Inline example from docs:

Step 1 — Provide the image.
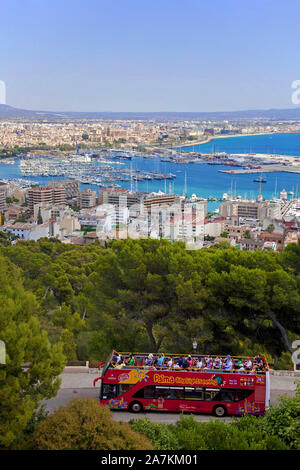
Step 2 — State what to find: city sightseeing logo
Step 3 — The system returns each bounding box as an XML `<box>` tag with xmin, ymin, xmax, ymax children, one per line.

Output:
<box><xmin>0</xmin><ymin>80</ymin><xmax>6</xmax><ymax>105</ymax></box>
<box><xmin>212</xmin><ymin>375</ymin><xmax>224</xmax><ymax>385</ymax></box>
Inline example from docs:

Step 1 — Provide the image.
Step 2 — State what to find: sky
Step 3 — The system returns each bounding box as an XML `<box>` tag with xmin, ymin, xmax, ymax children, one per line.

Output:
<box><xmin>1</xmin><ymin>0</ymin><xmax>300</xmax><ymax>112</ymax></box>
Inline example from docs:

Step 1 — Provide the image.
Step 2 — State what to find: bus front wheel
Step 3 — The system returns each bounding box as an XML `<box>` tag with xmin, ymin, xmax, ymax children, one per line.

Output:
<box><xmin>129</xmin><ymin>401</ymin><xmax>143</xmax><ymax>413</ymax></box>
<box><xmin>213</xmin><ymin>405</ymin><xmax>227</xmax><ymax>417</ymax></box>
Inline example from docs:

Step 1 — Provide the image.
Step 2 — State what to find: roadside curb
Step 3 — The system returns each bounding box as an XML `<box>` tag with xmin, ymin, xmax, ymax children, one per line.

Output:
<box><xmin>269</xmin><ymin>369</ymin><xmax>300</xmax><ymax>377</ymax></box>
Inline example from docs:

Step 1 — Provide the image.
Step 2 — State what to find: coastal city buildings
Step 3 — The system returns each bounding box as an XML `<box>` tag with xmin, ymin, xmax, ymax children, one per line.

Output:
<box><xmin>1</xmin><ymin>115</ymin><xmax>300</xmax><ymax>250</ymax></box>
<box><xmin>1</xmin><ymin>176</ymin><xmax>300</xmax><ymax>251</ymax></box>
<box><xmin>1</xmin><ymin>118</ymin><xmax>300</xmax><ymax>151</ymax></box>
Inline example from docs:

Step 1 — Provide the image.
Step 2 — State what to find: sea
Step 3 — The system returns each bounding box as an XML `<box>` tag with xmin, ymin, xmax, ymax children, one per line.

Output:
<box><xmin>2</xmin><ymin>132</ymin><xmax>300</xmax><ymax>212</ymax></box>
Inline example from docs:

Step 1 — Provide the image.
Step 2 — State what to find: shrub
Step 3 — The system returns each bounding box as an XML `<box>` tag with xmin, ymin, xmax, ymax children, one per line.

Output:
<box><xmin>171</xmin><ymin>415</ymin><xmax>288</xmax><ymax>450</ymax></box>
<box><xmin>262</xmin><ymin>382</ymin><xmax>300</xmax><ymax>449</ymax></box>
<box><xmin>29</xmin><ymin>399</ymin><xmax>153</xmax><ymax>450</ymax></box>
<box><xmin>129</xmin><ymin>414</ymin><xmax>289</xmax><ymax>450</ymax></box>
<box><xmin>129</xmin><ymin>417</ymin><xmax>179</xmax><ymax>450</ymax></box>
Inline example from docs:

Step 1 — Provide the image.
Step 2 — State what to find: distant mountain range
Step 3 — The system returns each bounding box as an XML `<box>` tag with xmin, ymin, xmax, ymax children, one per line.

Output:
<box><xmin>1</xmin><ymin>104</ymin><xmax>300</xmax><ymax>121</ymax></box>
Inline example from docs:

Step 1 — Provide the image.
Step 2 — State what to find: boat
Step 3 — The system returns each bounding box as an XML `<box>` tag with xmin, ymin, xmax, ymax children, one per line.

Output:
<box><xmin>253</xmin><ymin>176</ymin><xmax>267</xmax><ymax>183</ymax></box>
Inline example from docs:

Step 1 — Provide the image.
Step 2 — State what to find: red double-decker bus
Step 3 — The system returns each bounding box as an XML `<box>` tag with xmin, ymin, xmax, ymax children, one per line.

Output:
<box><xmin>93</xmin><ymin>351</ymin><xmax>270</xmax><ymax>417</ymax></box>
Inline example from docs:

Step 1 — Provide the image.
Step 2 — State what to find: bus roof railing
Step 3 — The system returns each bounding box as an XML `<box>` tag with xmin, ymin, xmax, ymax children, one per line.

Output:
<box><xmin>105</xmin><ymin>350</ymin><xmax>268</xmax><ymax>374</ymax></box>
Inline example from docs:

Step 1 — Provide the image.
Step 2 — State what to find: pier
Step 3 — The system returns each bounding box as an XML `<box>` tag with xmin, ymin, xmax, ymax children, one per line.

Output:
<box><xmin>219</xmin><ymin>164</ymin><xmax>300</xmax><ymax>175</ymax></box>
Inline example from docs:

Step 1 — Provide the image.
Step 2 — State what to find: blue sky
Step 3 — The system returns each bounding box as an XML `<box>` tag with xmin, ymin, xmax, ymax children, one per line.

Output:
<box><xmin>1</xmin><ymin>0</ymin><xmax>300</xmax><ymax>112</ymax></box>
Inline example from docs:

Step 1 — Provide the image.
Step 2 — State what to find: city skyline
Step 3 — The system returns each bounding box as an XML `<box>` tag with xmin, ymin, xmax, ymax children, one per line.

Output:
<box><xmin>1</xmin><ymin>0</ymin><xmax>300</xmax><ymax>112</ymax></box>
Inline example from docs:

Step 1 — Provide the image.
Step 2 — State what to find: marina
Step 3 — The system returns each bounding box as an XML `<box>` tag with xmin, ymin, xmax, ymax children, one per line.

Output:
<box><xmin>2</xmin><ymin>134</ymin><xmax>300</xmax><ymax>212</ymax></box>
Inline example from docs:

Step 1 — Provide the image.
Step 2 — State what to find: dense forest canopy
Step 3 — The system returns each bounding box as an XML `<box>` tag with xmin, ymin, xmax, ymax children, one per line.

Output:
<box><xmin>1</xmin><ymin>237</ymin><xmax>300</xmax><ymax>368</ymax></box>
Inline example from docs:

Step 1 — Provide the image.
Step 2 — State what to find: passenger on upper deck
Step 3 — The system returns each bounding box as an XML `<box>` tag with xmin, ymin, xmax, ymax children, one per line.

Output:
<box><xmin>145</xmin><ymin>353</ymin><xmax>154</xmax><ymax>367</ymax></box>
<box><xmin>157</xmin><ymin>353</ymin><xmax>165</xmax><ymax>368</ymax></box>
<box><xmin>115</xmin><ymin>357</ymin><xmax>126</xmax><ymax>369</ymax></box>
<box><xmin>213</xmin><ymin>356</ymin><xmax>222</xmax><ymax>369</ymax></box>
<box><xmin>127</xmin><ymin>353</ymin><xmax>135</xmax><ymax>366</ymax></box>
<box><xmin>167</xmin><ymin>357</ymin><xmax>174</xmax><ymax>369</ymax></box>
<box><xmin>196</xmin><ymin>357</ymin><xmax>203</xmax><ymax>368</ymax></box>
<box><xmin>224</xmin><ymin>355</ymin><xmax>233</xmax><ymax>371</ymax></box>
<box><xmin>113</xmin><ymin>351</ymin><xmax>266</xmax><ymax>373</ymax></box>
<box><xmin>182</xmin><ymin>357</ymin><xmax>190</xmax><ymax>370</ymax></box>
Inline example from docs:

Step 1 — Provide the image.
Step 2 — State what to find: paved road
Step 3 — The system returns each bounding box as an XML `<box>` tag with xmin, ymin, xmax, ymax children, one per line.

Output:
<box><xmin>43</xmin><ymin>372</ymin><xmax>298</xmax><ymax>424</ymax></box>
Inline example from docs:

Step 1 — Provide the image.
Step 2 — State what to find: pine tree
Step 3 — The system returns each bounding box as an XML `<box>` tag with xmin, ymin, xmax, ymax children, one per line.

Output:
<box><xmin>0</xmin><ymin>254</ymin><xmax>66</xmax><ymax>448</ymax></box>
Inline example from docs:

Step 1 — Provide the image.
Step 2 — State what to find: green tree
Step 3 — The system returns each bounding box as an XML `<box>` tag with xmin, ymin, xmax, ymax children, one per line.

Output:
<box><xmin>266</xmin><ymin>224</ymin><xmax>275</xmax><ymax>233</ymax></box>
<box><xmin>29</xmin><ymin>399</ymin><xmax>153</xmax><ymax>450</ymax></box>
<box><xmin>60</xmin><ymin>329</ymin><xmax>77</xmax><ymax>361</ymax></box>
<box><xmin>0</xmin><ymin>254</ymin><xmax>65</xmax><ymax>448</ymax></box>
<box><xmin>37</xmin><ymin>207</ymin><xmax>43</xmax><ymax>225</ymax></box>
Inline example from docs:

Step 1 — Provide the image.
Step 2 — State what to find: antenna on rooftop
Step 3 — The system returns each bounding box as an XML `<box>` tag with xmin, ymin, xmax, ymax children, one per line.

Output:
<box><xmin>183</xmin><ymin>171</ymin><xmax>187</xmax><ymax>197</ymax></box>
<box><xmin>130</xmin><ymin>163</ymin><xmax>133</xmax><ymax>193</ymax></box>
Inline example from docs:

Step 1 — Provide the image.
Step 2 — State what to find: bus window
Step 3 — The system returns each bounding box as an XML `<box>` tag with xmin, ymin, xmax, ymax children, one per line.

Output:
<box><xmin>119</xmin><ymin>384</ymin><xmax>135</xmax><ymax>395</ymax></box>
<box><xmin>102</xmin><ymin>384</ymin><xmax>118</xmax><ymax>399</ymax></box>
<box><xmin>204</xmin><ymin>388</ymin><xmax>220</xmax><ymax>401</ymax></box>
<box><xmin>166</xmin><ymin>387</ymin><xmax>184</xmax><ymax>400</ymax></box>
<box><xmin>207</xmin><ymin>389</ymin><xmax>254</xmax><ymax>402</ymax></box>
<box><xmin>133</xmin><ymin>385</ymin><xmax>155</xmax><ymax>399</ymax></box>
<box><xmin>184</xmin><ymin>387</ymin><xmax>204</xmax><ymax>401</ymax></box>
<box><xmin>155</xmin><ymin>386</ymin><xmax>170</xmax><ymax>399</ymax></box>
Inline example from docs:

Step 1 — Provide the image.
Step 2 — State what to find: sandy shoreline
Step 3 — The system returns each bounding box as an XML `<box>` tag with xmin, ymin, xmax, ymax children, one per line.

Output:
<box><xmin>178</xmin><ymin>131</ymin><xmax>299</xmax><ymax>149</ymax></box>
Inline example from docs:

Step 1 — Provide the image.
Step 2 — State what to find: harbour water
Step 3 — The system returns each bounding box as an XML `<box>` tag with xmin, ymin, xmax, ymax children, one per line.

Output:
<box><xmin>1</xmin><ymin>132</ymin><xmax>300</xmax><ymax>212</ymax></box>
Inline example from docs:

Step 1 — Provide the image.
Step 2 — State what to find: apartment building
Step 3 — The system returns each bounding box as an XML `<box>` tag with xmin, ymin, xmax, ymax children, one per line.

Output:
<box><xmin>219</xmin><ymin>200</ymin><xmax>282</xmax><ymax>221</ymax></box>
<box><xmin>0</xmin><ymin>183</ymin><xmax>7</xmax><ymax>212</ymax></box>
<box><xmin>79</xmin><ymin>189</ymin><xmax>97</xmax><ymax>208</ymax></box>
<box><xmin>97</xmin><ymin>188</ymin><xmax>141</xmax><ymax>208</ymax></box>
<box><xmin>52</xmin><ymin>179</ymin><xmax>80</xmax><ymax>199</ymax></box>
<box><xmin>27</xmin><ymin>185</ymin><xmax>66</xmax><ymax>213</ymax></box>
<box><xmin>143</xmin><ymin>193</ymin><xmax>181</xmax><ymax>209</ymax></box>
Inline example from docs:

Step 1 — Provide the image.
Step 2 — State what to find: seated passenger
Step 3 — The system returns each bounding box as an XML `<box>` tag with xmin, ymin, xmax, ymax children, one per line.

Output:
<box><xmin>115</xmin><ymin>358</ymin><xmax>126</xmax><ymax>369</ymax></box>
<box><xmin>167</xmin><ymin>357</ymin><xmax>174</xmax><ymax>369</ymax></box>
<box><xmin>213</xmin><ymin>357</ymin><xmax>222</xmax><ymax>369</ymax></box>
<box><xmin>177</xmin><ymin>357</ymin><xmax>184</xmax><ymax>368</ymax></box>
<box><xmin>224</xmin><ymin>355</ymin><xmax>233</xmax><ymax>371</ymax></box>
<box><xmin>145</xmin><ymin>353</ymin><xmax>154</xmax><ymax>367</ymax></box>
<box><xmin>245</xmin><ymin>358</ymin><xmax>253</xmax><ymax>370</ymax></box>
<box><xmin>234</xmin><ymin>359</ymin><xmax>243</xmax><ymax>371</ymax></box>
<box><xmin>182</xmin><ymin>357</ymin><xmax>190</xmax><ymax>369</ymax></box>
<box><xmin>187</xmin><ymin>355</ymin><xmax>193</xmax><ymax>368</ymax></box>
<box><xmin>156</xmin><ymin>353</ymin><xmax>165</xmax><ymax>368</ymax></box>
<box><xmin>255</xmin><ymin>354</ymin><xmax>263</xmax><ymax>364</ymax></box>
<box><xmin>204</xmin><ymin>356</ymin><xmax>213</xmax><ymax>369</ymax></box>
<box><xmin>196</xmin><ymin>357</ymin><xmax>203</xmax><ymax>369</ymax></box>
<box><xmin>114</xmin><ymin>353</ymin><xmax>122</xmax><ymax>365</ymax></box>
<box><xmin>256</xmin><ymin>361</ymin><xmax>265</xmax><ymax>373</ymax></box>
<box><xmin>128</xmin><ymin>353</ymin><xmax>135</xmax><ymax>366</ymax></box>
